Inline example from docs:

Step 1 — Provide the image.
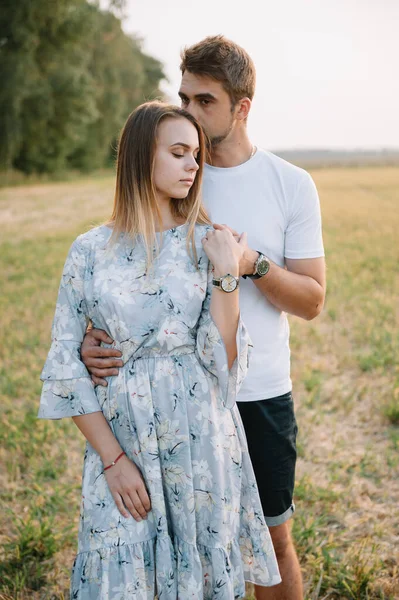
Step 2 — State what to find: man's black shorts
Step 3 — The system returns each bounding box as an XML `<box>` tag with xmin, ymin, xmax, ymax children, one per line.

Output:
<box><xmin>237</xmin><ymin>391</ymin><xmax>298</xmax><ymax>527</ymax></box>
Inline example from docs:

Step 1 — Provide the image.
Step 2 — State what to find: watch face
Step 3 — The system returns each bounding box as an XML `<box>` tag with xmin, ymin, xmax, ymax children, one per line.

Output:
<box><xmin>257</xmin><ymin>257</ymin><xmax>270</xmax><ymax>276</ymax></box>
<box><xmin>221</xmin><ymin>274</ymin><xmax>238</xmax><ymax>292</ymax></box>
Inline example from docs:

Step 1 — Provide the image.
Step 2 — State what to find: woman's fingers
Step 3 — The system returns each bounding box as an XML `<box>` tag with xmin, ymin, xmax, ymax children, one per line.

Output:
<box><xmin>111</xmin><ymin>486</ymin><xmax>147</xmax><ymax>521</ymax></box>
<box><xmin>128</xmin><ymin>491</ymin><xmax>148</xmax><ymax>520</ymax></box>
<box><xmin>137</xmin><ymin>482</ymin><xmax>152</xmax><ymax>512</ymax></box>
<box><xmin>239</xmin><ymin>231</ymin><xmax>248</xmax><ymax>245</ymax></box>
<box><xmin>213</xmin><ymin>223</ymin><xmax>239</xmax><ymax>237</ymax></box>
<box><xmin>121</xmin><ymin>492</ymin><xmax>144</xmax><ymax>521</ymax></box>
<box><xmin>111</xmin><ymin>491</ymin><xmax>131</xmax><ymax>519</ymax></box>
<box><xmin>106</xmin><ymin>458</ymin><xmax>151</xmax><ymax>521</ymax></box>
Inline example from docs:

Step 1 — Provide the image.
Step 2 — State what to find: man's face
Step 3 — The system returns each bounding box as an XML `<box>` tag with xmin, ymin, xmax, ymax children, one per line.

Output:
<box><xmin>178</xmin><ymin>71</ymin><xmax>236</xmax><ymax>146</ymax></box>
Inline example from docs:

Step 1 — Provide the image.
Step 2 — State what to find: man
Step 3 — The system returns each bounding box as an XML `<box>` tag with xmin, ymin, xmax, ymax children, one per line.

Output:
<box><xmin>81</xmin><ymin>36</ymin><xmax>326</xmax><ymax>599</ymax></box>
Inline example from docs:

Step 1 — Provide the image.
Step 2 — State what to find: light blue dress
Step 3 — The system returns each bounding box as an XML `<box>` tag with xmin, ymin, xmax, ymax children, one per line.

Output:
<box><xmin>39</xmin><ymin>223</ymin><xmax>281</xmax><ymax>599</ymax></box>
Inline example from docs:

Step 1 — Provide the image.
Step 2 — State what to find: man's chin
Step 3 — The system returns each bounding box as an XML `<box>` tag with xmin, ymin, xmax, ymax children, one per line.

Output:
<box><xmin>209</xmin><ymin>130</ymin><xmax>233</xmax><ymax>148</ymax></box>
<box><xmin>209</xmin><ymin>135</ymin><xmax>225</xmax><ymax>148</ymax></box>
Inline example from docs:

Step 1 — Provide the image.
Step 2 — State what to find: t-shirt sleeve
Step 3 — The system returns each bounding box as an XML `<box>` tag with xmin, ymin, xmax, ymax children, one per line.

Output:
<box><xmin>284</xmin><ymin>171</ymin><xmax>325</xmax><ymax>259</ymax></box>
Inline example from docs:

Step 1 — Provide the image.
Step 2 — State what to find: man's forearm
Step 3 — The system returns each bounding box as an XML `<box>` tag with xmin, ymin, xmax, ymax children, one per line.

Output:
<box><xmin>253</xmin><ymin>261</ymin><xmax>324</xmax><ymax>320</ymax></box>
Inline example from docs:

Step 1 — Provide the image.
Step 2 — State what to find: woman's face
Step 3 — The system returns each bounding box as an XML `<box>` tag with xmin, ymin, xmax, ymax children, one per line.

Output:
<box><xmin>153</xmin><ymin>117</ymin><xmax>200</xmax><ymax>203</ymax></box>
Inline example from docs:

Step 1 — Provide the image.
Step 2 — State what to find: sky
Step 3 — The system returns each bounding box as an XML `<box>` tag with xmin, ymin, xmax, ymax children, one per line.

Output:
<box><xmin>121</xmin><ymin>0</ymin><xmax>399</xmax><ymax>151</ymax></box>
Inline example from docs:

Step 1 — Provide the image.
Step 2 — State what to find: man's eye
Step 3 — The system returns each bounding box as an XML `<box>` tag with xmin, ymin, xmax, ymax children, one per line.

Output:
<box><xmin>180</xmin><ymin>98</ymin><xmax>188</xmax><ymax>106</ymax></box>
<box><xmin>200</xmin><ymin>99</ymin><xmax>210</xmax><ymax>106</ymax></box>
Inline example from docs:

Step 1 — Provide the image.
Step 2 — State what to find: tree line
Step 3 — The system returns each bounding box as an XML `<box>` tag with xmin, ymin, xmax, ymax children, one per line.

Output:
<box><xmin>0</xmin><ymin>0</ymin><xmax>166</xmax><ymax>174</ymax></box>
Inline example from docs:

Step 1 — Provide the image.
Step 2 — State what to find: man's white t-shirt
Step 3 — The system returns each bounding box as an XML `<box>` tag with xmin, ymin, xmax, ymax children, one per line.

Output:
<box><xmin>202</xmin><ymin>149</ymin><xmax>324</xmax><ymax>402</ymax></box>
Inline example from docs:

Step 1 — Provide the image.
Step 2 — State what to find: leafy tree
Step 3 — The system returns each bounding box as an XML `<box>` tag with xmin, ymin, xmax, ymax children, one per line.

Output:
<box><xmin>69</xmin><ymin>10</ymin><xmax>165</xmax><ymax>170</ymax></box>
<box><xmin>0</xmin><ymin>0</ymin><xmax>166</xmax><ymax>174</ymax></box>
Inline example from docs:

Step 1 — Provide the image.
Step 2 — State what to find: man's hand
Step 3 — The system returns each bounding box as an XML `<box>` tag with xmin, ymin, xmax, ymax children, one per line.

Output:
<box><xmin>213</xmin><ymin>223</ymin><xmax>258</xmax><ymax>277</ymax></box>
<box><xmin>81</xmin><ymin>329</ymin><xmax>123</xmax><ymax>387</ymax></box>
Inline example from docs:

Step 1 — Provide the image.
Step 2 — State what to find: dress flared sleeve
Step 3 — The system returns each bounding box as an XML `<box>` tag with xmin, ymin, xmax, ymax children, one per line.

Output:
<box><xmin>195</xmin><ymin>260</ymin><xmax>252</xmax><ymax>409</ymax></box>
<box><xmin>38</xmin><ymin>238</ymin><xmax>101</xmax><ymax>419</ymax></box>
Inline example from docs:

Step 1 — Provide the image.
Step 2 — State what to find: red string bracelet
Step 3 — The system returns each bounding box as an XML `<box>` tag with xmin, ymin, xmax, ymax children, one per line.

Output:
<box><xmin>103</xmin><ymin>451</ymin><xmax>126</xmax><ymax>471</ymax></box>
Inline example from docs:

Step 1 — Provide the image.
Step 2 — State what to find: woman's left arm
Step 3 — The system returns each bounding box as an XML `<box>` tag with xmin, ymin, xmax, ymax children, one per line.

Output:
<box><xmin>208</xmin><ymin>267</ymin><xmax>240</xmax><ymax>370</ymax></box>
<box><xmin>196</xmin><ymin>227</ymin><xmax>251</xmax><ymax>409</ymax></box>
<box><xmin>202</xmin><ymin>227</ymin><xmax>246</xmax><ymax>369</ymax></box>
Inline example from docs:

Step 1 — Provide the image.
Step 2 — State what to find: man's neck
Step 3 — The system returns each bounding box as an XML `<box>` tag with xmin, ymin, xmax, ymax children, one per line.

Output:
<box><xmin>208</xmin><ymin>132</ymin><xmax>254</xmax><ymax>168</ymax></box>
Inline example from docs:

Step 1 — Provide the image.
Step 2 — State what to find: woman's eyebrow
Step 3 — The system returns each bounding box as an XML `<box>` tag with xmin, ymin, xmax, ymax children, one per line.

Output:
<box><xmin>170</xmin><ymin>143</ymin><xmax>200</xmax><ymax>151</ymax></box>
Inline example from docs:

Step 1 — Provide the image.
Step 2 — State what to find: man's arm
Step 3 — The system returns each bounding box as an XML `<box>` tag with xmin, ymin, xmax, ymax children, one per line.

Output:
<box><xmin>81</xmin><ymin>329</ymin><xmax>123</xmax><ymax>386</ymax></box>
<box><xmin>80</xmin><ymin>253</ymin><xmax>325</xmax><ymax>383</ymax></box>
<box><xmin>214</xmin><ymin>224</ymin><xmax>326</xmax><ymax>321</ymax></box>
<box><xmin>242</xmin><ymin>248</ymin><xmax>326</xmax><ymax>320</ymax></box>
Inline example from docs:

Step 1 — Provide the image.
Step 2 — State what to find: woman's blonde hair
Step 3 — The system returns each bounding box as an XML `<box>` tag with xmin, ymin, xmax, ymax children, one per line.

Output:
<box><xmin>109</xmin><ymin>101</ymin><xmax>210</xmax><ymax>266</ymax></box>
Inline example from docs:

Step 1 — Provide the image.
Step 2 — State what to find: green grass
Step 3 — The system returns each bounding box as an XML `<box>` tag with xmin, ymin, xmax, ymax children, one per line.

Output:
<box><xmin>1</xmin><ymin>167</ymin><xmax>398</xmax><ymax>598</ymax></box>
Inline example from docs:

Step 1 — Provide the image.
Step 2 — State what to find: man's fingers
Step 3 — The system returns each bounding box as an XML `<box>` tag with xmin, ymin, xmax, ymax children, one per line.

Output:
<box><xmin>90</xmin><ymin>367</ymin><xmax>120</xmax><ymax>377</ymax></box>
<box><xmin>83</xmin><ymin>347</ymin><xmax>123</xmax><ymax>359</ymax></box>
<box><xmin>91</xmin><ymin>375</ymin><xmax>108</xmax><ymax>387</ymax></box>
<box><xmin>87</xmin><ymin>329</ymin><xmax>114</xmax><ymax>344</ymax></box>
<box><xmin>86</xmin><ymin>357</ymin><xmax>123</xmax><ymax>369</ymax></box>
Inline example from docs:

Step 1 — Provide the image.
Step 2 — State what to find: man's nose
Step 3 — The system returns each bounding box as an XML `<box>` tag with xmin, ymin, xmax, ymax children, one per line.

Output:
<box><xmin>185</xmin><ymin>103</ymin><xmax>199</xmax><ymax>120</ymax></box>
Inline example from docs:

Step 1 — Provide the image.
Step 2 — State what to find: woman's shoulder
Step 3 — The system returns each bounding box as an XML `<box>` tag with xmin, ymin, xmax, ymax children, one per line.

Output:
<box><xmin>193</xmin><ymin>222</ymin><xmax>214</xmax><ymax>236</ymax></box>
<box><xmin>72</xmin><ymin>224</ymin><xmax>112</xmax><ymax>253</ymax></box>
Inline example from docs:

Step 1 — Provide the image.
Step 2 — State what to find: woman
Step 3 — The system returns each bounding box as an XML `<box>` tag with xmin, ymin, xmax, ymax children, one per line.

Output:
<box><xmin>39</xmin><ymin>101</ymin><xmax>281</xmax><ymax>599</ymax></box>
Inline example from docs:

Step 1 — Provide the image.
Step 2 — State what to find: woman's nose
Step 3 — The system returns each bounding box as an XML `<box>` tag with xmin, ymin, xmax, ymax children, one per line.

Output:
<box><xmin>186</xmin><ymin>157</ymin><xmax>199</xmax><ymax>172</ymax></box>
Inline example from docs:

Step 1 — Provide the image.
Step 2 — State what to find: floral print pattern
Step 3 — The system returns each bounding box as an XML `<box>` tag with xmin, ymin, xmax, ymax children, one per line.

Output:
<box><xmin>39</xmin><ymin>223</ymin><xmax>281</xmax><ymax>598</ymax></box>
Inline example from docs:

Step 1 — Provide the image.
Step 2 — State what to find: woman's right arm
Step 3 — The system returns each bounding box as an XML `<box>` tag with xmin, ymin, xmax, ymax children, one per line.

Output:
<box><xmin>39</xmin><ymin>238</ymin><xmax>150</xmax><ymax>520</ymax></box>
<box><xmin>72</xmin><ymin>412</ymin><xmax>151</xmax><ymax>521</ymax></box>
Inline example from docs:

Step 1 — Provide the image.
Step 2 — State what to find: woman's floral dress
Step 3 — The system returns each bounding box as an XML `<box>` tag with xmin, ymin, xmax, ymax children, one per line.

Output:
<box><xmin>39</xmin><ymin>223</ymin><xmax>281</xmax><ymax>599</ymax></box>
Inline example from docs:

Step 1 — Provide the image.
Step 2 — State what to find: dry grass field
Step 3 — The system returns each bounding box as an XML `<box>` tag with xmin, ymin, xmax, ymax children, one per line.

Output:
<box><xmin>0</xmin><ymin>167</ymin><xmax>398</xmax><ymax>599</ymax></box>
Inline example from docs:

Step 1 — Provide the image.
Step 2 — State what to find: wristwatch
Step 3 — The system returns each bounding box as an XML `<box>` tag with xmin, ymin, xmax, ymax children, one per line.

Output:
<box><xmin>242</xmin><ymin>251</ymin><xmax>271</xmax><ymax>280</ymax></box>
<box><xmin>212</xmin><ymin>273</ymin><xmax>240</xmax><ymax>293</ymax></box>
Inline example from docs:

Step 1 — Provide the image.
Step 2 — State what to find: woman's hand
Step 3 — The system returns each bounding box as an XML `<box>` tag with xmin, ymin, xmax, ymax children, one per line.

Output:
<box><xmin>104</xmin><ymin>455</ymin><xmax>151</xmax><ymax>521</ymax></box>
<box><xmin>202</xmin><ymin>225</ymin><xmax>247</xmax><ymax>277</ymax></box>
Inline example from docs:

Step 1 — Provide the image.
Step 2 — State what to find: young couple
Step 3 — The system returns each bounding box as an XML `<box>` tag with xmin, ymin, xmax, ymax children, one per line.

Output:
<box><xmin>39</xmin><ymin>36</ymin><xmax>325</xmax><ymax>600</ymax></box>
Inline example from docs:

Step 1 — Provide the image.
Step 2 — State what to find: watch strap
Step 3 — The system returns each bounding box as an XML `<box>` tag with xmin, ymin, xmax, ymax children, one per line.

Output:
<box><xmin>243</xmin><ymin>251</ymin><xmax>263</xmax><ymax>280</ymax></box>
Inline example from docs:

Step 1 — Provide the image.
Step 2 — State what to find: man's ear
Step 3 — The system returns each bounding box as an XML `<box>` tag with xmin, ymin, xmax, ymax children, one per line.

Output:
<box><xmin>235</xmin><ymin>97</ymin><xmax>252</xmax><ymax>121</ymax></box>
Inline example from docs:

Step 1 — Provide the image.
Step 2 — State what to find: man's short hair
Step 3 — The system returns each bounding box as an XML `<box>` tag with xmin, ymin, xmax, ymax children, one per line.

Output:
<box><xmin>180</xmin><ymin>35</ymin><xmax>256</xmax><ymax>106</ymax></box>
